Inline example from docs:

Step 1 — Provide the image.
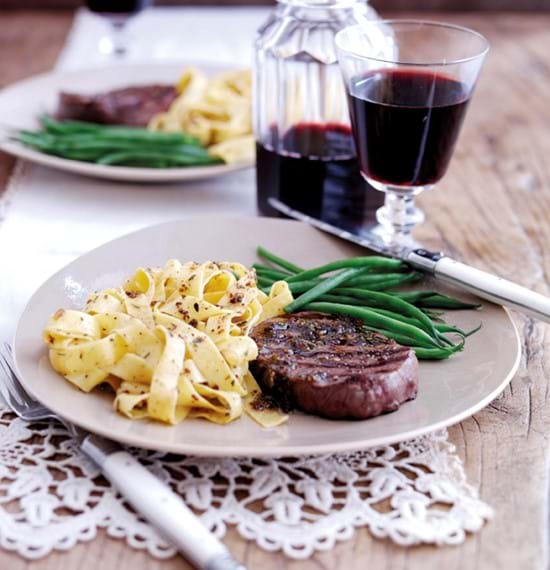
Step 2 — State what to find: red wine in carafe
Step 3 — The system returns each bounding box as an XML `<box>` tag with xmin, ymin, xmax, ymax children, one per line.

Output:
<box><xmin>256</xmin><ymin>123</ymin><xmax>383</xmax><ymax>221</ymax></box>
<box><xmin>348</xmin><ymin>69</ymin><xmax>470</xmax><ymax>188</ymax></box>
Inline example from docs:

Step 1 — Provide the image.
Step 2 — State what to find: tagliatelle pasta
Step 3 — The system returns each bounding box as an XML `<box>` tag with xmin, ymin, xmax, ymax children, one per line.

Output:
<box><xmin>43</xmin><ymin>260</ymin><xmax>293</xmax><ymax>427</ymax></box>
<box><xmin>148</xmin><ymin>68</ymin><xmax>254</xmax><ymax>164</ymax></box>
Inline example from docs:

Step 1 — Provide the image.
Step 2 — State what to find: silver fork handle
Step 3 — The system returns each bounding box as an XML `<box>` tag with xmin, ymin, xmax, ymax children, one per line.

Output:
<box><xmin>81</xmin><ymin>435</ymin><xmax>246</xmax><ymax>570</ymax></box>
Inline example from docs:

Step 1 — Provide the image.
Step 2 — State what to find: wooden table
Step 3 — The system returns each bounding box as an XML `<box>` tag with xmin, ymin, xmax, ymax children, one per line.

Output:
<box><xmin>1</xmin><ymin>9</ymin><xmax>548</xmax><ymax>570</ymax></box>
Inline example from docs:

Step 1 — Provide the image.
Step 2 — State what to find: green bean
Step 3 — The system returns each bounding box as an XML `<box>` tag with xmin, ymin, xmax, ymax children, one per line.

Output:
<box><xmin>455</xmin><ymin>322</ymin><xmax>482</xmax><ymax>337</ymax></box>
<box><xmin>285</xmin><ymin>268</ymin><xmax>372</xmax><ymax>313</ymax></box>
<box><xmin>391</xmin><ymin>291</ymin><xmax>442</xmax><ymax>303</ymax></box>
<box><xmin>17</xmin><ymin>131</ymin><xmax>57</xmax><ymax>150</ymax></box>
<box><xmin>302</xmin><ymin>302</ymin><xmax>441</xmax><ymax>349</ymax></box>
<box><xmin>416</xmin><ymin>295</ymin><xmax>482</xmax><ymax>310</ymax></box>
<box><xmin>97</xmin><ymin>151</ymin><xmax>221</xmax><ymax>166</ymax></box>
<box><xmin>257</xmin><ymin>275</ymin><xmax>275</xmax><ymax>288</ymax></box>
<box><xmin>107</xmin><ymin>128</ymin><xmax>201</xmax><ymax>146</ymax></box>
<box><xmin>40</xmin><ymin>116</ymin><xmax>202</xmax><ymax>145</ymax></box>
<box><xmin>251</xmin><ymin>263</ymin><xmax>272</xmax><ymax>271</ymax></box>
<box><xmin>392</xmin><ymin>291</ymin><xmax>481</xmax><ymax>310</ymax></box>
<box><xmin>49</xmin><ymin>134</ymin><xmax>205</xmax><ymax>149</ymax></box>
<box><xmin>361</xmin><ymin>323</ymin><xmax>465</xmax><ymax>359</ymax></box>
<box><xmin>281</xmin><ymin>277</ymin><xmax>419</xmax><ymax>295</ymax></box>
<box><xmin>435</xmin><ymin>323</ymin><xmax>467</xmax><ymax>336</ymax></box>
<box><xmin>410</xmin><ymin>346</ymin><xmax>458</xmax><ymax>360</ymax></box>
<box><xmin>256</xmin><ymin>247</ymin><xmax>304</xmax><ymax>274</ymax></box>
<box><xmin>361</xmin><ymin>276</ymin><xmax>418</xmax><ymax>289</ymax></box>
<box><xmin>253</xmin><ymin>267</ymin><xmax>292</xmax><ymax>281</ymax></box>
<box><xmin>52</xmin><ymin>150</ymin><xmax>107</xmax><ymax>161</ymax></box>
<box><xmin>346</xmin><ymin>272</ymin><xmax>420</xmax><ymax>287</ymax></box>
<box><xmin>329</xmin><ymin>288</ymin><xmax>443</xmax><ymax>339</ymax></box>
<box><xmin>41</xmin><ymin>116</ymin><xmax>101</xmax><ymax>134</ymax></box>
<box><xmin>368</xmin><ymin>328</ymin><xmax>455</xmax><ymax>355</ymax></box>
<box><xmin>362</xmin><ymin>326</ymin><xmax>430</xmax><ymax>349</ymax></box>
<box><xmin>50</xmin><ymin>140</ymin><xmax>211</xmax><ymax>156</ymax></box>
<box><xmin>259</xmin><ymin>272</ymin><xmax>418</xmax><ymax>292</ymax></box>
<box><xmin>252</xmin><ymin>263</ymin><xmax>292</xmax><ymax>275</ymax></box>
<box><xmin>18</xmin><ymin>117</ymin><xmax>216</xmax><ymax>168</ymax></box>
<box><xmin>286</xmin><ymin>257</ymin><xmax>406</xmax><ymax>284</ymax></box>
<box><xmin>318</xmin><ymin>293</ymin><xmax>370</xmax><ymax>306</ymax></box>
<box><xmin>301</xmin><ymin>298</ymin><xmax>465</xmax><ymax>337</ymax></box>
<box><xmin>352</xmin><ymin>277</ymin><xmax>422</xmax><ymax>291</ymax></box>
<box><xmin>380</xmin><ymin>310</ymin><xmax>464</xmax><ymax>351</ymax></box>
<box><xmin>366</xmin><ymin>306</ymin><xmax>441</xmax><ymax>336</ymax></box>
<box><xmin>364</xmin><ymin>307</ymin><xmax>472</xmax><ymax>350</ymax></box>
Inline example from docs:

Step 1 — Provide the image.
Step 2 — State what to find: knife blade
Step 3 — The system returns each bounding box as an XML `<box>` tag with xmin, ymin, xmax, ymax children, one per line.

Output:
<box><xmin>269</xmin><ymin>198</ymin><xmax>550</xmax><ymax>323</ymax></box>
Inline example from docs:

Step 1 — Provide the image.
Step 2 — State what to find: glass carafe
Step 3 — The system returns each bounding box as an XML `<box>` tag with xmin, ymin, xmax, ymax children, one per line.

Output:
<box><xmin>253</xmin><ymin>0</ymin><xmax>387</xmax><ymax>219</ymax></box>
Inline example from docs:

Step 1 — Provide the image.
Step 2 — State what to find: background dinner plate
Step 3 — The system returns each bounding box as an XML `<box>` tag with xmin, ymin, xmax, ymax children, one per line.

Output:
<box><xmin>13</xmin><ymin>217</ymin><xmax>521</xmax><ymax>457</ymax></box>
<box><xmin>0</xmin><ymin>63</ymin><xmax>253</xmax><ymax>182</ymax></box>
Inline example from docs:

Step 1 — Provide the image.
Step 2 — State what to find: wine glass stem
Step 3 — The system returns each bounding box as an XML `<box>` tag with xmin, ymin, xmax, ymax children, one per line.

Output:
<box><xmin>376</xmin><ymin>191</ymin><xmax>425</xmax><ymax>239</ymax></box>
<box><xmin>110</xmin><ymin>20</ymin><xmax>127</xmax><ymax>57</ymax></box>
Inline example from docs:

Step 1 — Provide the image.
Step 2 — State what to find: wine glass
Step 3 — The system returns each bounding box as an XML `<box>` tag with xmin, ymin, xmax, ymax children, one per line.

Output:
<box><xmin>86</xmin><ymin>0</ymin><xmax>152</xmax><ymax>58</ymax></box>
<box><xmin>335</xmin><ymin>20</ymin><xmax>489</xmax><ymax>244</ymax></box>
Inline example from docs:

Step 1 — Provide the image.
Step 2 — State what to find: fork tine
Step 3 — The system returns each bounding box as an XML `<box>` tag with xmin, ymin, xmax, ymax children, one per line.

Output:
<box><xmin>0</xmin><ymin>359</ymin><xmax>27</xmax><ymax>414</ymax></box>
<box><xmin>0</xmin><ymin>346</ymin><xmax>66</xmax><ymax>426</ymax></box>
<box><xmin>0</xmin><ymin>347</ymin><xmax>52</xmax><ymax>422</ymax></box>
<box><xmin>0</xmin><ymin>346</ymin><xmax>38</xmax><ymax>407</ymax></box>
<box><xmin>0</xmin><ymin>358</ymin><xmax>29</xmax><ymax>411</ymax></box>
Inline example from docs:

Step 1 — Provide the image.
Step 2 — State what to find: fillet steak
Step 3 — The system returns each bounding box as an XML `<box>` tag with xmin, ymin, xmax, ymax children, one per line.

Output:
<box><xmin>57</xmin><ymin>84</ymin><xmax>178</xmax><ymax>127</ymax></box>
<box><xmin>249</xmin><ymin>312</ymin><xmax>418</xmax><ymax>420</ymax></box>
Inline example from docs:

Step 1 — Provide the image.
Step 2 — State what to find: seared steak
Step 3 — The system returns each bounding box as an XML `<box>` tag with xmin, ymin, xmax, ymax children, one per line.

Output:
<box><xmin>250</xmin><ymin>312</ymin><xmax>418</xmax><ymax>420</ymax></box>
<box><xmin>57</xmin><ymin>84</ymin><xmax>178</xmax><ymax>127</ymax></box>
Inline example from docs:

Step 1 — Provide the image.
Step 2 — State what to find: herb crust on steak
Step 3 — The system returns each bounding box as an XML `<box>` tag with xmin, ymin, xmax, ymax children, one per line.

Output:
<box><xmin>249</xmin><ymin>311</ymin><xmax>419</xmax><ymax>420</ymax></box>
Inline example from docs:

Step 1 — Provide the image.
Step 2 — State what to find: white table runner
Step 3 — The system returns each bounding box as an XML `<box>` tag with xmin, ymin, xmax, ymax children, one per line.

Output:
<box><xmin>0</xmin><ymin>7</ymin><xmax>492</xmax><ymax>561</ymax></box>
<box><xmin>0</xmin><ymin>7</ymin><xmax>264</xmax><ymax>342</ymax></box>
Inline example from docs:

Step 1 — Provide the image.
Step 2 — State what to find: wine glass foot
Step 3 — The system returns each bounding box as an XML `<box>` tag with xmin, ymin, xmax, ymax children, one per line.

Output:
<box><xmin>371</xmin><ymin>224</ymin><xmax>419</xmax><ymax>248</ymax></box>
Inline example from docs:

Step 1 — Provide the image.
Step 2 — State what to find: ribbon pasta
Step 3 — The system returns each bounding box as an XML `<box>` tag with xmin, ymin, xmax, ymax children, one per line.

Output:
<box><xmin>148</xmin><ymin>68</ymin><xmax>254</xmax><ymax>164</ymax></box>
<box><xmin>43</xmin><ymin>260</ymin><xmax>293</xmax><ymax>427</ymax></box>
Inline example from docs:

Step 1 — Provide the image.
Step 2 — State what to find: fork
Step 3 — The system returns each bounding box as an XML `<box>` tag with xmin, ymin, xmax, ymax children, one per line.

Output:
<box><xmin>0</xmin><ymin>344</ymin><xmax>246</xmax><ymax>570</ymax></box>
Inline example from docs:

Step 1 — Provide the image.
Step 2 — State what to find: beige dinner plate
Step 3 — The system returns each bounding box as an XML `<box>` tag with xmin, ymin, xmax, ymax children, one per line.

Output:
<box><xmin>0</xmin><ymin>63</ymin><xmax>253</xmax><ymax>182</ymax></box>
<box><xmin>13</xmin><ymin>216</ymin><xmax>521</xmax><ymax>457</ymax></box>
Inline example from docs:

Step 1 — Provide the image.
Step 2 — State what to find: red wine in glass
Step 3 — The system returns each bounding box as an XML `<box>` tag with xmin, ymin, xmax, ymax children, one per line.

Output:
<box><xmin>86</xmin><ymin>0</ymin><xmax>151</xmax><ymax>56</ymax></box>
<box><xmin>256</xmin><ymin>123</ymin><xmax>383</xmax><ymax>224</ymax></box>
<box><xmin>348</xmin><ymin>69</ymin><xmax>470</xmax><ymax>188</ymax></box>
<box><xmin>86</xmin><ymin>0</ymin><xmax>150</xmax><ymax>16</ymax></box>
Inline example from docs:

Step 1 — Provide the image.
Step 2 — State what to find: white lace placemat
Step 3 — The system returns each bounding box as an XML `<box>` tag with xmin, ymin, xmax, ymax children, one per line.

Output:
<box><xmin>0</xmin><ymin>6</ymin><xmax>492</xmax><ymax>561</ymax></box>
<box><xmin>0</xmin><ymin>403</ymin><xmax>492</xmax><ymax>560</ymax></box>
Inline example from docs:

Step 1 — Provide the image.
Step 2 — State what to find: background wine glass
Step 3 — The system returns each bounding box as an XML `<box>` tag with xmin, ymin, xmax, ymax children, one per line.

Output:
<box><xmin>86</xmin><ymin>0</ymin><xmax>152</xmax><ymax>58</ymax></box>
<box><xmin>336</xmin><ymin>20</ymin><xmax>489</xmax><ymax>244</ymax></box>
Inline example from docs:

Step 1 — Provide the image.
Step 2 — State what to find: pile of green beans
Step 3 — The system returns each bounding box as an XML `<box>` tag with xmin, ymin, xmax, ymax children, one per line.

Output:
<box><xmin>255</xmin><ymin>246</ymin><xmax>481</xmax><ymax>360</ymax></box>
<box><xmin>15</xmin><ymin>116</ymin><xmax>223</xmax><ymax>168</ymax></box>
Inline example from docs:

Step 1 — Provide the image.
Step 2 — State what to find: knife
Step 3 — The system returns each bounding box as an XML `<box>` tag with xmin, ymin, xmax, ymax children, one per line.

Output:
<box><xmin>269</xmin><ymin>198</ymin><xmax>550</xmax><ymax>323</ymax></box>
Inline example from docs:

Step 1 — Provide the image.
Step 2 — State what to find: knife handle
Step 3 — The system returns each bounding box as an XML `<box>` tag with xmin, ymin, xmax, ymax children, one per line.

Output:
<box><xmin>81</xmin><ymin>436</ymin><xmax>246</xmax><ymax>570</ymax></box>
<box><xmin>434</xmin><ymin>257</ymin><xmax>550</xmax><ymax>323</ymax></box>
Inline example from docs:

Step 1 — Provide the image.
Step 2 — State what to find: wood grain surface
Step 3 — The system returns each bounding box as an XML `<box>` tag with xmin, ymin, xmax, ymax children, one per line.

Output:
<box><xmin>1</xmin><ymin>9</ymin><xmax>549</xmax><ymax>570</ymax></box>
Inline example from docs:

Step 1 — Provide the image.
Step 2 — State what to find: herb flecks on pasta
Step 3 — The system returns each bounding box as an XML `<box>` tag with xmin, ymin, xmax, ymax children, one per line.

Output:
<box><xmin>43</xmin><ymin>260</ymin><xmax>292</xmax><ymax>427</ymax></box>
